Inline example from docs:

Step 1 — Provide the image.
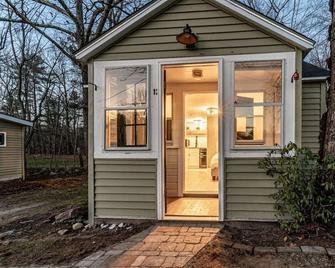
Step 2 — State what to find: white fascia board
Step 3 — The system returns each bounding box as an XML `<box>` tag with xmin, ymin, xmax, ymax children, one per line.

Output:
<box><xmin>209</xmin><ymin>0</ymin><xmax>314</xmax><ymax>50</ymax></box>
<box><xmin>75</xmin><ymin>0</ymin><xmax>173</xmax><ymax>61</ymax></box>
<box><xmin>302</xmin><ymin>76</ymin><xmax>329</xmax><ymax>82</ymax></box>
<box><xmin>0</xmin><ymin>113</ymin><xmax>33</xmax><ymax>127</ymax></box>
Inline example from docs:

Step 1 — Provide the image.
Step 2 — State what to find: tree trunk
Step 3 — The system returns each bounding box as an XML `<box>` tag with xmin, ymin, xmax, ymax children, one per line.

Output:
<box><xmin>321</xmin><ymin>0</ymin><xmax>335</xmax><ymax>157</ymax></box>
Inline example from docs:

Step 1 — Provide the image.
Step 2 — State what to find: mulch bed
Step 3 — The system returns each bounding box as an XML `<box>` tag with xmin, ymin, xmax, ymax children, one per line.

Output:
<box><xmin>186</xmin><ymin>222</ymin><xmax>335</xmax><ymax>268</ymax></box>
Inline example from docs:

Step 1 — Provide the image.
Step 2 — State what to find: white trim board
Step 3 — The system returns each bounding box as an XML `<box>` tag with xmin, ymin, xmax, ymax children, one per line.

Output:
<box><xmin>302</xmin><ymin>76</ymin><xmax>329</xmax><ymax>82</ymax></box>
<box><xmin>75</xmin><ymin>0</ymin><xmax>314</xmax><ymax>61</ymax></box>
<box><xmin>0</xmin><ymin>113</ymin><xmax>33</xmax><ymax>127</ymax></box>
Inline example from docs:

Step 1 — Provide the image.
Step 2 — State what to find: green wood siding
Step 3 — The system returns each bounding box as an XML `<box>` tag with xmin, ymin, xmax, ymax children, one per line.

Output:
<box><xmin>225</xmin><ymin>158</ymin><xmax>276</xmax><ymax>221</ymax></box>
<box><xmin>94</xmin><ymin>159</ymin><xmax>157</xmax><ymax>219</ymax></box>
<box><xmin>0</xmin><ymin>120</ymin><xmax>24</xmax><ymax>181</ymax></box>
<box><xmin>301</xmin><ymin>81</ymin><xmax>326</xmax><ymax>153</ymax></box>
<box><xmin>96</xmin><ymin>0</ymin><xmax>294</xmax><ymax>61</ymax></box>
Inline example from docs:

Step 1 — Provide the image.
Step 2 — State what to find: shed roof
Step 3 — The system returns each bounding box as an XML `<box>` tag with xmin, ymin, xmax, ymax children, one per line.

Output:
<box><xmin>0</xmin><ymin>113</ymin><xmax>33</xmax><ymax>127</ymax></box>
<box><xmin>302</xmin><ymin>62</ymin><xmax>330</xmax><ymax>81</ymax></box>
<box><xmin>75</xmin><ymin>0</ymin><xmax>314</xmax><ymax>61</ymax></box>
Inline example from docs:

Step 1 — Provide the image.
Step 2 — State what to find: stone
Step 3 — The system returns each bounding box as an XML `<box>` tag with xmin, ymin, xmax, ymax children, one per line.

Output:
<box><xmin>109</xmin><ymin>224</ymin><xmax>116</xmax><ymax>230</ymax></box>
<box><xmin>0</xmin><ymin>230</ymin><xmax>14</xmax><ymax>239</ymax></box>
<box><xmin>72</xmin><ymin>223</ymin><xmax>84</xmax><ymax>230</ymax></box>
<box><xmin>232</xmin><ymin>243</ymin><xmax>254</xmax><ymax>253</ymax></box>
<box><xmin>184</xmin><ymin>236</ymin><xmax>201</xmax><ymax>244</ymax></box>
<box><xmin>118</xmin><ymin>222</ymin><xmax>125</xmax><ymax>228</ymax></box>
<box><xmin>54</xmin><ymin>207</ymin><xmax>85</xmax><ymax>222</ymax></box>
<box><xmin>105</xmin><ymin>249</ymin><xmax>124</xmax><ymax>256</ymax></box>
<box><xmin>254</xmin><ymin>247</ymin><xmax>276</xmax><ymax>255</ymax></box>
<box><xmin>277</xmin><ymin>246</ymin><xmax>301</xmax><ymax>253</ymax></box>
<box><xmin>58</xmin><ymin>229</ymin><xmax>69</xmax><ymax>235</ymax></box>
<box><xmin>84</xmin><ymin>224</ymin><xmax>92</xmax><ymax>229</ymax></box>
<box><xmin>301</xmin><ymin>246</ymin><xmax>327</xmax><ymax>254</ymax></box>
<box><xmin>100</xmin><ymin>224</ymin><xmax>109</xmax><ymax>229</ymax></box>
<box><xmin>326</xmin><ymin>248</ymin><xmax>335</xmax><ymax>256</ymax></box>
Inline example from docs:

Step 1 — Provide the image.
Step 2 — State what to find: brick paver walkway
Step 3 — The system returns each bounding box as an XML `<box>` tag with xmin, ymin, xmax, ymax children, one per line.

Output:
<box><xmin>75</xmin><ymin>222</ymin><xmax>221</xmax><ymax>268</ymax></box>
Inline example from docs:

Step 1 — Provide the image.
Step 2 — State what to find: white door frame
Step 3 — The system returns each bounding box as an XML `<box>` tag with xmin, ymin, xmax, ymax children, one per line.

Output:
<box><xmin>157</xmin><ymin>56</ymin><xmax>225</xmax><ymax>221</ymax></box>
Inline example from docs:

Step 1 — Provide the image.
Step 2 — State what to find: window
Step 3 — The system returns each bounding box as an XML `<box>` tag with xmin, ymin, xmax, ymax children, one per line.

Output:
<box><xmin>105</xmin><ymin>66</ymin><xmax>148</xmax><ymax>149</ymax></box>
<box><xmin>165</xmin><ymin>94</ymin><xmax>173</xmax><ymax>143</ymax></box>
<box><xmin>234</xmin><ymin>60</ymin><xmax>282</xmax><ymax>148</ymax></box>
<box><xmin>0</xmin><ymin>132</ymin><xmax>6</xmax><ymax>147</ymax></box>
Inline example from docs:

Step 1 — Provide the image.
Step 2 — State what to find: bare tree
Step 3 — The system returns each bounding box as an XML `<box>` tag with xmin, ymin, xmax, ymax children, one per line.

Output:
<box><xmin>240</xmin><ymin>0</ymin><xmax>330</xmax><ymax>67</ymax></box>
<box><xmin>0</xmin><ymin>0</ymin><xmax>151</xmax><ymax>166</ymax></box>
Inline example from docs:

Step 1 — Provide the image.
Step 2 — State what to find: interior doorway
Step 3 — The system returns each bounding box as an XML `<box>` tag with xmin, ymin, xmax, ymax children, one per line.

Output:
<box><xmin>163</xmin><ymin>62</ymin><xmax>219</xmax><ymax>219</ymax></box>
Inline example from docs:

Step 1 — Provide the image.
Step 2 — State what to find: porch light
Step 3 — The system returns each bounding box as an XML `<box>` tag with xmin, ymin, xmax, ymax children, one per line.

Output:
<box><xmin>176</xmin><ymin>24</ymin><xmax>198</xmax><ymax>49</ymax></box>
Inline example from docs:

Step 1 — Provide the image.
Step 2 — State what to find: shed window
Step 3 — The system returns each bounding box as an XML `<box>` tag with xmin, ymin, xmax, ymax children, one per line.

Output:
<box><xmin>105</xmin><ymin>66</ymin><xmax>148</xmax><ymax>149</ymax></box>
<box><xmin>0</xmin><ymin>132</ymin><xmax>6</xmax><ymax>147</ymax></box>
<box><xmin>234</xmin><ymin>61</ymin><xmax>282</xmax><ymax>148</ymax></box>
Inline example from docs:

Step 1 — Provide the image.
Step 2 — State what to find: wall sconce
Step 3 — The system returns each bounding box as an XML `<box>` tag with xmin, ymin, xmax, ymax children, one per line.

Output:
<box><xmin>176</xmin><ymin>24</ymin><xmax>198</xmax><ymax>49</ymax></box>
<box><xmin>291</xmin><ymin>71</ymin><xmax>300</xmax><ymax>83</ymax></box>
<box><xmin>207</xmin><ymin>107</ymin><xmax>218</xmax><ymax>116</ymax></box>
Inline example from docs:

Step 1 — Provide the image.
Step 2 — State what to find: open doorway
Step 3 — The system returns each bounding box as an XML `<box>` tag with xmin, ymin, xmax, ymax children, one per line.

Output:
<box><xmin>163</xmin><ymin>63</ymin><xmax>219</xmax><ymax>219</ymax></box>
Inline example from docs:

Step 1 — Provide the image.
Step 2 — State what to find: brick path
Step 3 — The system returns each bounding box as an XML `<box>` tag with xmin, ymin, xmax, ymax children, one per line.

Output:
<box><xmin>75</xmin><ymin>222</ymin><xmax>222</xmax><ymax>268</ymax></box>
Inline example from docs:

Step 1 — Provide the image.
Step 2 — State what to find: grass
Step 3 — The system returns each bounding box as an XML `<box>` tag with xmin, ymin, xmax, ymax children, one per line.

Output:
<box><xmin>26</xmin><ymin>155</ymin><xmax>82</xmax><ymax>169</ymax></box>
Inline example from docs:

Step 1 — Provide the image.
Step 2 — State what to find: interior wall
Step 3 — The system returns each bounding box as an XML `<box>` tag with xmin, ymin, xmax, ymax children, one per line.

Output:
<box><xmin>165</xmin><ymin>82</ymin><xmax>217</xmax><ymax>197</ymax></box>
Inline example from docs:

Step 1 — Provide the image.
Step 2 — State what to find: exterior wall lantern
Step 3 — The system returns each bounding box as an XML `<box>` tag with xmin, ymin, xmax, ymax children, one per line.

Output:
<box><xmin>176</xmin><ymin>24</ymin><xmax>198</xmax><ymax>49</ymax></box>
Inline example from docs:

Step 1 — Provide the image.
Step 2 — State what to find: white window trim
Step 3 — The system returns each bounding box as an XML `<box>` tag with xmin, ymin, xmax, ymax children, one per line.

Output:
<box><xmin>0</xmin><ymin>132</ymin><xmax>7</xmax><ymax>148</ymax></box>
<box><xmin>223</xmin><ymin>52</ymin><xmax>296</xmax><ymax>158</ymax></box>
<box><xmin>94</xmin><ymin>60</ymin><xmax>159</xmax><ymax>159</ymax></box>
<box><xmin>232</xmin><ymin>59</ymin><xmax>284</xmax><ymax>150</ymax></box>
<box><xmin>104</xmin><ymin>65</ymin><xmax>151</xmax><ymax>151</ymax></box>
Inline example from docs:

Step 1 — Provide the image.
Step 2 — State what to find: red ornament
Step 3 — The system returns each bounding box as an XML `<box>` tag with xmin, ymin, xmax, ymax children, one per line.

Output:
<box><xmin>291</xmin><ymin>71</ymin><xmax>300</xmax><ymax>83</ymax></box>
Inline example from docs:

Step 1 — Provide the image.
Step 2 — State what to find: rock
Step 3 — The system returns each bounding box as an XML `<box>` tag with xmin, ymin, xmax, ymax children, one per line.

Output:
<box><xmin>109</xmin><ymin>224</ymin><xmax>116</xmax><ymax>230</ymax></box>
<box><xmin>0</xmin><ymin>230</ymin><xmax>14</xmax><ymax>239</ymax></box>
<box><xmin>326</xmin><ymin>248</ymin><xmax>335</xmax><ymax>256</ymax></box>
<box><xmin>277</xmin><ymin>246</ymin><xmax>301</xmax><ymax>253</ymax></box>
<box><xmin>232</xmin><ymin>243</ymin><xmax>254</xmax><ymax>254</ymax></box>
<box><xmin>254</xmin><ymin>247</ymin><xmax>276</xmax><ymax>255</ymax></box>
<box><xmin>100</xmin><ymin>224</ymin><xmax>109</xmax><ymax>229</ymax></box>
<box><xmin>19</xmin><ymin>220</ymin><xmax>33</xmax><ymax>224</ymax></box>
<box><xmin>58</xmin><ymin>229</ymin><xmax>69</xmax><ymax>235</ymax></box>
<box><xmin>126</xmin><ymin>226</ymin><xmax>133</xmax><ymax>230</ymax></box>
<box><xmin>85</xmin><ymin>224</ymin><xmax>92</xmax><ymax>229</ymax></box>
<box><xmin>118</xmin><ymin>223</ymin><xmax>125</xmax><ymax>228</ymax></box>
<box><xmin>49</xmin><ymin>172</ymin><xmax>57</xmax><ymax>176</ymax></box>
<box><xmin>72</xmin><ymin>223</ymin><xmax>84</xmax><ymax>231</ymax></box>
<box><xmin>301</xmin><ymin>246</ymin><xmax>327</xmax><ymax>254</ymax></box>
<box><xmin>54</xmin><ymin>207</ymin><xmax>86</xmax><ymax>222</ymax></box>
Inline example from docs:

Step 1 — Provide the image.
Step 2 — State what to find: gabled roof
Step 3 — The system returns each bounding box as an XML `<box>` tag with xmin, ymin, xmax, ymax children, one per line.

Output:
<box><xmin>0</xmin><ymin>113</ymin><xmax>33</xmax><ymax>127</ymax></box>
<box><xmin>302</xmin><ymin>62</ymin><xmax>330</xmax><ymax>81</ymax></box>
<box><xmin>75</xmin><ymin>0</ymin><xmax>315</xmax><ymax>61</ymax></box>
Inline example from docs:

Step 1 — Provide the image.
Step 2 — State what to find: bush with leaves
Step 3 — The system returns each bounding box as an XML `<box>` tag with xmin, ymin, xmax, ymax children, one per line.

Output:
<box><xmin>258</xmin><ymin>143</ymin><xmax>335</xmax><ymax>232</ymax></box>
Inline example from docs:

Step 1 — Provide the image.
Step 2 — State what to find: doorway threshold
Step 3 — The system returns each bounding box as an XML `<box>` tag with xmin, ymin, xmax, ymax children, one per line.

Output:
<box><xmin>164</xmin><ymin>215</ymin><xmax>219</xmax><ymax>222</ymax></box>
<box><xmin>183</xmin><ymin>192</ymin><xmax>218</xmax><ymax>198</ymax></box>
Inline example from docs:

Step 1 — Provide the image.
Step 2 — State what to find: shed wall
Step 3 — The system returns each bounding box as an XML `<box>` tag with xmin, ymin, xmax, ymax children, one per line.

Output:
<box><xmin>0</xmin><ymin>120</ymin><xmax>24</xmax><ymax>181</ymax></box>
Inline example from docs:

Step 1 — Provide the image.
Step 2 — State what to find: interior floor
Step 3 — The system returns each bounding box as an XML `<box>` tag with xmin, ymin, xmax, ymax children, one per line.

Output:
<box><xmin>166</xmin><ymin>197</ymin><xmax>219</xmax><ymax>217</ymax></box>
<box><xmin>184</xmin><ymin>168</ymin><xmax>218</xmax><ymax>193</ymax></box>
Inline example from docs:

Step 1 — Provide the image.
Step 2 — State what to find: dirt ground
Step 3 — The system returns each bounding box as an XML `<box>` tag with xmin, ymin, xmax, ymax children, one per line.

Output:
<box><xmin>186</xmin><ymin>222</ymin><xmax>335</xmax><ymax>268</ymax></box>
<box><xmin>0</xmin><ymin>176</ymin><xmax>152</xmax><ymax>266</ymax></box>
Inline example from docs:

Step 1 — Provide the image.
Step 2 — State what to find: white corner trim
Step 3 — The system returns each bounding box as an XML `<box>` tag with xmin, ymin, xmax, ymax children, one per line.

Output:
<box><xmin>0</xmin><ymin>113</ymin><xmax>33</xmax><ymax>127</ymax></box>
<box><xmin>75</xmin><ymin>0</ymin><xmax>314</xmax><ymax>61</ymax></box>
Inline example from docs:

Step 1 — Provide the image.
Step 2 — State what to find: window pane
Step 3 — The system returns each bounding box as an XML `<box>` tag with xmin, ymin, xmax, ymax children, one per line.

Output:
<box><xmin>106</xmin><ymin>67</ymin><xmax>147</xmax><ymax>108</ymax></box>
<box><xmin>235</xmin><ymin>61</ymin><xmax>282</xmax><ymax>104</ymax></box>
<box><xmin>106</xmin><ymin>110</ymin><xmax>147</xmax><ymax>148</ymax></box>
<box><xmin>0</xmin><ymin>133</ymin><xmax>4</xmax><ymax>146</ymax></box>
<box><xmin>235</xmin><ymin>106</ymin><xmax>281</xmax><ymax>147</ymax></box>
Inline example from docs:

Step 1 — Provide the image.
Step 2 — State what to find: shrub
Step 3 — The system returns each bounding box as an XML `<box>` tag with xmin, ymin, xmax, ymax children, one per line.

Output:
<box><xmin>258</xmin><ymin>142</ymin><xmax>335</xmax><ymax>232</ymax></box>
